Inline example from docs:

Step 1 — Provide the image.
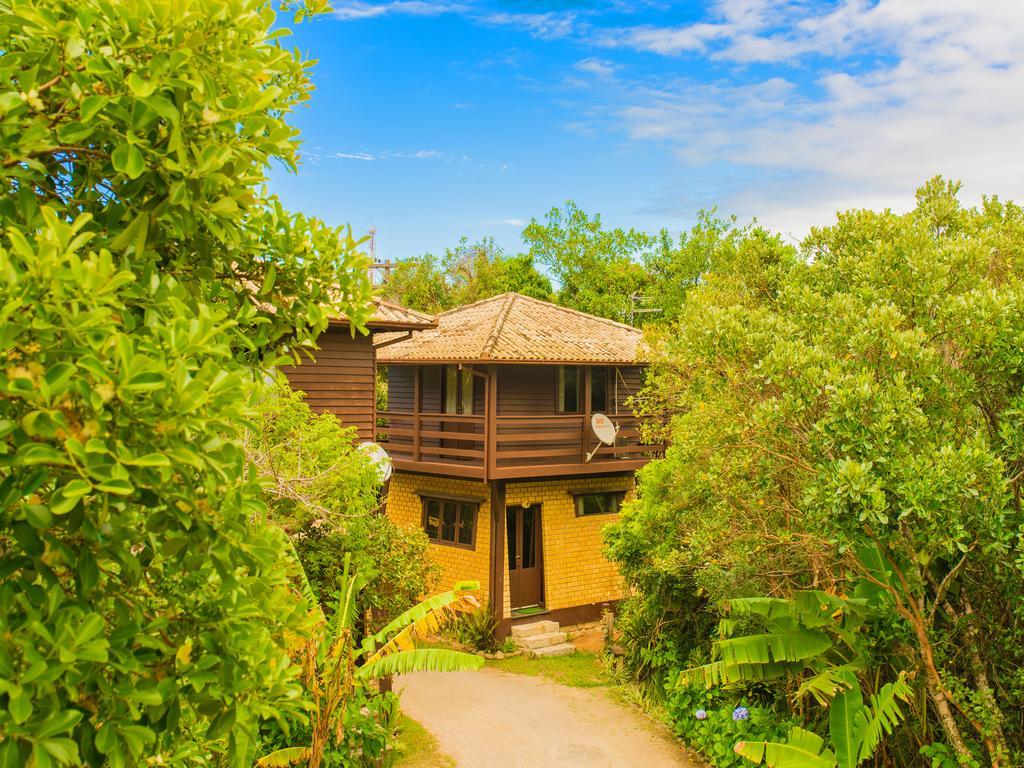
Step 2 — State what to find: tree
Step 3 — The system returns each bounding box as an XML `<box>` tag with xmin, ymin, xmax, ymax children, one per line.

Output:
<box><xmin>0</xmin><ymin>1</ymin><xmax>372</xmax><ymax>765</ymax></box>
<box><xmin>644</xmin><ymin>211</ymin><xmax>771</xmax><ymax>324</ymax></box>
<box><xmin>522</xmin><ymin>200</ymin><xmax>654</xmax><ymax>321</ymax></box>
<box><xmin>608</xmin><ymin>178</ymin><xmax>1024</xmax><ymax>766</ymax></box>
<box><xmin>380</xmin><ymin>237</ymin><xmax>552</xmax><ymax>313</ymax></box>
<box><xmin>245</xmin><ymin>383</ymin><xmax>438</xmax><ymax>622</ymax></box>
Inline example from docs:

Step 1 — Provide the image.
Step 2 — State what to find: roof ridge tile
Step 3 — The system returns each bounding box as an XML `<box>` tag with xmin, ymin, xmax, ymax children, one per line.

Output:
<box><xmin>480</xmin><ymin>292</ymin><xmax>517</xmax><ymax>360</ymax></box>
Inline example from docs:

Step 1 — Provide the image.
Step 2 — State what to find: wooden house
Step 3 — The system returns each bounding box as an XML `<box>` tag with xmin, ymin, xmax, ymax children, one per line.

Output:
<box><xmin>374</xmin><ymin>293</ymin><xmax>662</xmax><ymax>634</ymax></box>
<box><xmin>279</xmin><ymin>299</ymin><xmax>437</xmax><ymax>441</ymax></box>
<box><xmin>283</xmin><ymin>292</ymin><xmax>661</xmax><ymax>636</ymax></box>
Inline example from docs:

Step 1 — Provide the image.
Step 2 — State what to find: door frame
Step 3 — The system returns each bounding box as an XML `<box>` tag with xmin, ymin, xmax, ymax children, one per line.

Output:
<box><xmin>506</xmin><ymin>503</ymin><xmax>544</xmax><ymax>610</ymax></box>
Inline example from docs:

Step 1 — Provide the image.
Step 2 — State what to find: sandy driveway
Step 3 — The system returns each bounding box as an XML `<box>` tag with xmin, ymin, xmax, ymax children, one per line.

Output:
<box><xmin>398</xmin><ymin>668</ymin><xmax>703</xmax><ymax>768</ymax></box>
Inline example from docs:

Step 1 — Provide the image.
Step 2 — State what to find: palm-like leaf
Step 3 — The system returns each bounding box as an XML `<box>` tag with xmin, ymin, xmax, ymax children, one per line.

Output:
<box><xmin>256</xmin><ymin>746</ymin><xmax>313</xmax><ymax>767</ymax></box>
<box><xmin>718</xmin><ymin>630</ymin><xmax>833</xmax><ymax>665</ymax></box>
<box><xmin>362</xmin><ymin>582</ymin><xmax>479</xmax><ymax>663</ymax></box>
<box><xmin>828</xmin><ymin>671</ymin><xmax>864</xmax><ymax>768</ymax></box>
<box><xmin>681</xmin><ymin>659</ymin><xmax>804</xmax><ymax>687</ymax></box>
<box><xmin>794</xmin><ymin>664</ymin><xmax>861</xmax><ymax>706</ymax></box>
<box><xmin>357</xmin><ymin>648</ymin><xmax>484</xmax><ymax>680</ymax></box>
<box><xmin>681</xmin><ymin>627</ymin><xmax>833</xmax><ymax>688</ymax></box>
<box><xmin>736</xmin><ymin>726</ymin><xmax>837</xmax><ymax>768</ymax></box>
<box><xmin>852</xmin><ymin>674</ymin><xmax>912</xmax><ymax>763</ymax></box>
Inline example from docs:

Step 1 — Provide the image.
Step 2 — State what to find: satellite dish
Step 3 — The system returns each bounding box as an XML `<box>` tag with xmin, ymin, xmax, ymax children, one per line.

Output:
<box><xmin>358</xmin><ymin>442</ymin><xmax>393</xmax><ymax>484</ymax></box>
<box><xmin>591</xmin><ymin>413</ymin><xmax>618</xmax><ymax>445</ymax></box>
<box><xmin>585</xmin><ymin>414</ymin><xmax>619</xmax><ymax>462</ymax></box>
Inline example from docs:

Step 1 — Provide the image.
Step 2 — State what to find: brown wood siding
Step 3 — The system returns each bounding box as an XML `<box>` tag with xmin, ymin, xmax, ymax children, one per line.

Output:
<box><xmin>497</xmin><ymin>366</ymin><xmax>557</xmax><ymax>416</ymax></box>
<box><xmin>281</xmin><ymin>329</ymin><xmax>376</xmax><ymax>441</ymax></box>
<box><xmin>420</xmin><ymin>365</ymin><xmax>443</xmax><ymax>413</ymax></box>
<box><xmin>386</xmin><ymin>365</ymin><xmax>415</xmax><ymax>413</ymax></box>
<box><xmin>611</xmin><ymin>366</ymin><xmax>644</xmax><ymax>416</ymax></box>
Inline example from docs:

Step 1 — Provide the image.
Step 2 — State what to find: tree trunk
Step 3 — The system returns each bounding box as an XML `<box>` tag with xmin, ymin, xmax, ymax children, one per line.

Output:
<box><xmin>911</xmin><ymin>614</ymin><xmax>972</xmax><ymax>761</ymax></box>
<box><xmin>961</xmin><ymin>597</ymin><xmax>1008</xmax><ymax>767</ymax></box>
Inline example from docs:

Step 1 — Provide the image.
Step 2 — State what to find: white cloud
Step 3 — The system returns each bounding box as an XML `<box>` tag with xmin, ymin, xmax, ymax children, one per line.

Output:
<box><xmin>574</xmin><ymin>57</ymin><xmax>619</xmax><ymax>78</ymax></box>
<box><xmin>333</xmin><ymin>1</ymin><xmax>578</xmax><ymax>41</ymax></box>
<box><xmin>481</xmin><ymin>10</ymin><xmax>577</xmax><ymax>40</ymax></box>
<box><xmin>502</xmin><ymin>218</ymin><xmax>525</xmax><ymax>226</ymax></box>
<box><xmin>597</xmin><ymin>0</ymin><xmax>1024</xmax><ymax>234</ymax></box>
<box><xmin>334</xmin><ymin>152</ymin><xmax>376</xmax><ymax>160</ymax></box>
<box><xmin>333</xmin><ymin>1</ymin><xmax>467</xmax><ymax>21</ymax></box>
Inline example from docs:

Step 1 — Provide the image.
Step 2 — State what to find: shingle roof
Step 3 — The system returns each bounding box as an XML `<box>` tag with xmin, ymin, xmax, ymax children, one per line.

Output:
<box><xmin>376</xmin><ymin>293</ymin><xmax>645</xmax><ymax>364</ymax></box>
<box><xmin>328</xmin><ymin>298</ymin><xmax>437</xmax><ymax>330</ymax></box>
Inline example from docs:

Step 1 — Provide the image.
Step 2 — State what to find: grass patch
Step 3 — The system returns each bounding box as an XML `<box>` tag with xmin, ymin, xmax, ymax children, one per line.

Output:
<box><xmin>393</xmin><ymin>714</ymin><xmax>455</xmax><ymax>768</ymax></box>
<box><xmin>487</xmin><ymin>650</ymin><xmax>614</xmax><ymax>688</ymax></box>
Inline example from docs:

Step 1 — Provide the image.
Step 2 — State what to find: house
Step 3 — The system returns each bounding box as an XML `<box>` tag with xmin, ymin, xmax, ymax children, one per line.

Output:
<box><xmin>374</xmin><ymin>293</ymin><xmax>662</xmax><ymax>635</ymax></box>
<box><xmin>279</xmin><ymin>298</ymin><xmax>437</xmax><ymax>441</ymax></box>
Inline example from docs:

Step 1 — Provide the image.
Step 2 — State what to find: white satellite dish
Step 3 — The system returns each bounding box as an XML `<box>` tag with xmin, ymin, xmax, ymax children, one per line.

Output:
<box><xmin>358</xmin><ymin>442</ymin><xmax>393</xmax><ymax>484</ymax></box>
<box><xmin>585</xmin><ymin>413</ymin><xmax>619</xmax><ymax>462</ymax></box>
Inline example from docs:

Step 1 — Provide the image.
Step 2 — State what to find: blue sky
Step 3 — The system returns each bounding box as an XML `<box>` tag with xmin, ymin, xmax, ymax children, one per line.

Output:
<box><xmin>269</xmin><ymin>1</ymin><xmax>1024</xmax><ymax>261</ymax></box>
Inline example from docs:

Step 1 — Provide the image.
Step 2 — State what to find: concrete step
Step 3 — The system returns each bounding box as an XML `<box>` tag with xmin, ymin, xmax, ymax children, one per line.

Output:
<box><xmin>515</xmin><ymin>631</ymin><xmax>568</xmax><ymax>650</ymax></box>
<box><xmin>529</xmin><ymin>642</ymin><xmax>576</xmax><ymax>659</ymax></box>
<box><xmin>510</xmin><ymin>620</ymin><xmax>559</xmax><ymax>638</ymax></box>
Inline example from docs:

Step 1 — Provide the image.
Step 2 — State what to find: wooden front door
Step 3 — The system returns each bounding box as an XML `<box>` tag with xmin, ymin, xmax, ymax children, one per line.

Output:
<box><xmin>507</xmin><ymin>505</ymin><xmax>543</xmax><ymax>609</ymax></box>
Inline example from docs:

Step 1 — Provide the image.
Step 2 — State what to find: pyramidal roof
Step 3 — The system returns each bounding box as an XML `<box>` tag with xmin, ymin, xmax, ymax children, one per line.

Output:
<box><xmin>377</xmin><ymin>293</ymin><xmax>645</xmax><ymax>364</ymax></box>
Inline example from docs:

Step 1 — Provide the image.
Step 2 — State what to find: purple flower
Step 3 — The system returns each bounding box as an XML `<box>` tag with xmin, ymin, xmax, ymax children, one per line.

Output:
<box><xmin>694</xmin><ymin>709</ymin><xmax>708</xmax><ymax>720</ymax></box>
<box><xmin>732</xmin><ymin>706</ymin><xmax>750</xmax><ymax>721</ymax></box>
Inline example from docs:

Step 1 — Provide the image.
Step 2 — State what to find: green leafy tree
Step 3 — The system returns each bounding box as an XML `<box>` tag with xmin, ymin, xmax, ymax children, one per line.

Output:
<box><xmin>380</xmin><ymin>237</ymin><xmax>552</xmax><ymax>313</ymax></box>
<box><xmin>522</xmin><ymin>200</ymin><xmax>654</xmax><ymax>321</ymax></box>
<box><xmin>644</xmin><ymin>212</ymin><xmax>784</xmax><ymax>324</ymax></box>
<box><xmin>608</xmin><ymin>179</ymin><xmax>1024</xmax><ymax>766</ymax></box>
<box><xmin>0</xmin><ymin>0</ymin><xmax>373</xmax><ymax>765</ymax></box>
<box><xmin>245</xmin><ymin>383</ymin><xmax>438</xmax><ymax>621</ymax></box>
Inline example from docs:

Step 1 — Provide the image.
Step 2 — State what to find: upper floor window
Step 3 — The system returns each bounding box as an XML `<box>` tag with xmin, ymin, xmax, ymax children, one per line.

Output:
<box><xmin>422</xmin><ymin>496</ymin><xmax>478</xmax><ymax>548</ymax></box>
<box><xmin>444</xmin><ymin>365</ymin><xmax>475</xmax><ymax>415</ymax></box>
<box><xmin>557</xmin><ymin>365</ymin><xmax>580</xmax><ymax>413</ymax></box>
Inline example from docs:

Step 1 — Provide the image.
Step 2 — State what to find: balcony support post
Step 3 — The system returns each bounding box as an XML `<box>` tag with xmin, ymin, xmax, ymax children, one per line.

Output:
<box><xmin>582</xmin><ymin>365</ymin><xmax>592</xmax><ymax>464</ymax></box>
<box><xmin>485</xmin><ymin>364</ymin><xmax>497</xmax><ymax>479</ymax></box>
<box><xmin>489</xmin><ymin>479</ymin><xmax>508</xmax><ymax>636</ymax></box>
<box><xmin>413</xmin><ymin>365</ymin><xmax>421</xmax><ymax>462</ymax></box>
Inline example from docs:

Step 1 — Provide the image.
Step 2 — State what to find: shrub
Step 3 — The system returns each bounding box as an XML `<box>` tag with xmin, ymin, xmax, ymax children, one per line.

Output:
<box><xmin>0</xmin><ymin>0</ymin><xmax>371</xmax><ymax>764</ymax></box>
<box><xmin>451</xmin><ymin>601</ymin><xmax>499</xmax><ymax>652</ymax></box>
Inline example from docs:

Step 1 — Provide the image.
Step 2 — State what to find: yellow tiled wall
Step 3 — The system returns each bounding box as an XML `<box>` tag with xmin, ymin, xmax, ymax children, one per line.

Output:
<box><xmin>384</xmin><ymin>472</ymin><xmax>492</xmax><ymax>605</ymax></box>
<box><xmin>504</xmin><ymin>476</ymin><xmax>634</xmax><ymax>618</ymax></box>
<box><xmin>384</xmin><ymin>471</ymin><xmax>634</xmax><ymax>618</ymax></box>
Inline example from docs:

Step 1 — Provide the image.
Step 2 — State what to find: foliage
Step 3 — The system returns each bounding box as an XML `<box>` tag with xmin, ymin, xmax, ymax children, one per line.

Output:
<box><xmin>245</xmin><ymin>383</ymin><xmax>437</xmax><ymax>621</ymax></box>
<box><xmin>608</xmin><ymin>178</ymin><xmax>1024</xmax><ymax>767</ymax></box>
<box><xmin>645</xmin><ymin>212</ymin><xmax>774</xmax><ymax>324</ymax></box>
<box><xmin>666</xmin><ymin>683</ymin><xmax>795</xmax><ymax>768</ymax></box>
<box><xmin>450</xmin><ymin>601</ymin><xmax>499</xmax><ymax>652</ymax></box>
<box><xmin>380</xmin><ymin>237</ymin><xmax>551</xmax><ymax>313</ymax></box>
<box><xmin>522</xmin><ymin>200</ymin><xmax>654</xmax><ymax>321</ymax></box>
<box><xmin>0</xmin><ymin>0</ymin><xmax>374</xmax><ymax>765</ymax></box>
<box><xmin>676</xmin><ymin>588</ymin><xmax>912</xmax><ymax>768</ymax></box>
<box><xmin>257</xmin><ymin>563</ymin><xmax>483</xmax><ymax>768</ymax></box>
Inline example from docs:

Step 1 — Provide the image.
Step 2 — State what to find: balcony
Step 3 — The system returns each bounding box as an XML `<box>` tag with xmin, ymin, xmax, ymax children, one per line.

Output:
<box><xmin>375</xmin><ymin>410</ymin><xmax>663</xmax><ymax>480</ymax></box>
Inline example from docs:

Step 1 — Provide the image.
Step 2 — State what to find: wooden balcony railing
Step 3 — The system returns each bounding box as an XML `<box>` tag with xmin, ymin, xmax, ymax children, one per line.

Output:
<box><xmin>376</xmin><ymin>410</ymin><xmax>663</xmax><ymax>480</ymax></box>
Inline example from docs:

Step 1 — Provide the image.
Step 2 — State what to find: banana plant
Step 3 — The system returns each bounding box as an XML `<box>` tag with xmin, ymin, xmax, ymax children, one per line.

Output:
<box><xmin>679</xmin><ymin>590</ymin><xmax>870</xmax><ymax>699</ymax></box>
<box><xmin>680</xmin><ymin>589</ymin><xmax>912</xmax><ymax>768</ymax></box>
<box><xmin>257</xmin><ymin>556</ymin><xmax>483</xmax><ymax>768</ymax></box>
<box><xmin>735</xmin><ymin>671</ymin><xmax>912</xmax><ymax>768</ymax></box>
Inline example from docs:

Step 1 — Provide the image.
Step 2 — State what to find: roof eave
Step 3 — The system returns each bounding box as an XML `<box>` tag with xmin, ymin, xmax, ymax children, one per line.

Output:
<box><xmin>377</xmin><ymin>357</ymin><xmax>646</xmax><ymax>366</ymax></box>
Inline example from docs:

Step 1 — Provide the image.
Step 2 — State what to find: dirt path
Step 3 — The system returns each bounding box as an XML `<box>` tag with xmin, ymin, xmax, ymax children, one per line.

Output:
<box><xmin>398</xmin><ymin>668</ymin><xmax>702</xmax><ymax>768</ymax></box>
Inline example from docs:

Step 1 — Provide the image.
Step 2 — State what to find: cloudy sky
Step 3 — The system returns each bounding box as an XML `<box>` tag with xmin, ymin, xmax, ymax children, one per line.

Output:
<box><xmin>269</xmin><ymin>0</ymin><xmax>1024</xmax><ymax>260</ymax></box>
